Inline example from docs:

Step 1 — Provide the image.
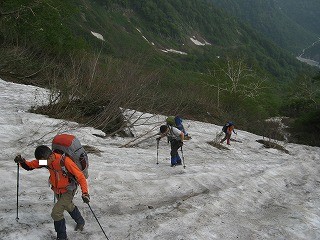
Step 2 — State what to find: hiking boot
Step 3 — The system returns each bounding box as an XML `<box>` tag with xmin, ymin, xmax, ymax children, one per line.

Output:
<box><xmin>171</xmin><ymin>164</ymin><xmax>176</xmax><ymax>167</ymax></box>
<box><xmin>68</xmin><ymin>206</ymin><xmax>85</xmax><ymax>231</ymax></box>
<box><xmin>75</xmin><ymin>223</ymin><xmax>85</xmax><ymax>231</ymax></box>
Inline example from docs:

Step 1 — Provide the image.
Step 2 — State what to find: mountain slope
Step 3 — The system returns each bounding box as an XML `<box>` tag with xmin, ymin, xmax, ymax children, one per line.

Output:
<box><xmin>1</xmin><ymin>0</ymin><xmax>318</xmax><ymax>142</ymax></box>
<box><xmin>209</xmin><ymin>0</ymin><xmax>320</xmax><ymax>56</ymax></box>
<box><xmin>1</xmin><ymin>0</ymin><xmax>309</xmax><ymax>75</ymax></box>
<box><xmin>276</xmin><ymin>0</ymin><xmax>320</xmax><ymax>37</ymax></box>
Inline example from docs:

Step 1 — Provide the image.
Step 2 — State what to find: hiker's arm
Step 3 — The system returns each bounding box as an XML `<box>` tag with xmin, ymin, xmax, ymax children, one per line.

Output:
<box><xmin>180</xmin><ymin>132</ymin><xmax>185</xmax><ymax>142</ymax></box>
<box><xmin>21</xmin><ymin>160</ymin><xmax>40</xmax><ymax>170</ymax></box>
<box><xmin>160</xmin><ymin>132</ymin><xmax>167</xmax><ymax>138</ymax></box>
<box><xmin>157</xmin><ymin>132</ymin><xmax>167</xmax><ymax>141</ymax></box>
<box><xmin>65</xmin><ymin>158</ymin><xmax>88</xmax><ymax>194</ymax></box>
<box><xmin>232</xmin><ymin>127</ymin><xmax>237</xmax><ymax>134</ymax></box>
<box><xmin>15</xmin><ymin>155</ymin><xmax>40</xmax><ymax>170</ymax></box>
<box><xmin>156</xmin><ymin>134</ymin><xmax>163</xmax><ymax>141</ymax></box>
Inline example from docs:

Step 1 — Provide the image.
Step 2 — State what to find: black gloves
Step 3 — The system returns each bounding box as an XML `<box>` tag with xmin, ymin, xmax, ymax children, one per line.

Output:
<box><xmin>82</xmin><ymin>193</ymin><xmax>90</xmax><ymax>204</ymax></box>
<box><xmin>156</xmin><ymin>137</ymin><xmax>161</xmax><ymax>141</ymax></box>
<box><xmin>14</xmin><ymin>155</ymin><xmax>25</xmax><ymax>164</ymax></box>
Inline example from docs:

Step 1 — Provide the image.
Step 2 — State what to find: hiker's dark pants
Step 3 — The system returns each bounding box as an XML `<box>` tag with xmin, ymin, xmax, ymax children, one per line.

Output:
<box><xmin>170</xmin><ymin>139</ymin><xmax>182</xmax><ymax>165</ymax></box>
<box><xmin>221</xmin><ymin>132</ymin><xmax>231</xmax><ymax>145</ymax></box>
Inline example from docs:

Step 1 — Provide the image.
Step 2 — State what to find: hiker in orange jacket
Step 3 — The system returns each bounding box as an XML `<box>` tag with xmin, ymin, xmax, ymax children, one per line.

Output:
<box><xmin>14</xmin><ymin>145</ymin><xmax>90</xmax><ymax>240</ymax></box>
<box><xmin>220</xmin><ymin>121</ymin><xmax>237</xmax><ymax>145</ymax></box>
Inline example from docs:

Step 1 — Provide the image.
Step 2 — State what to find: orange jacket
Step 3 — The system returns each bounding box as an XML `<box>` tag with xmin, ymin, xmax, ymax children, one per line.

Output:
<box><xmin>227</xmin><ymin>125</ymin><xmax>235</xmax><ymax>134</ymax></box>
<box><xmin>21</xmin><ymin>152</ymin><xmax>88</xmax><ymax>194</ymax></box>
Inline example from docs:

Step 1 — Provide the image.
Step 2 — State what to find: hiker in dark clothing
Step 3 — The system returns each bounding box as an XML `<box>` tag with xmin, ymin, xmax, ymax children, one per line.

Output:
<box><xmin>157</xmin><ymin>125</ymin><xmax>184</xmax><ymax>167</ymax></box>
<box><xmin>220</xmin><ymin>121</ymin><xmax>237</xmax><ymax>145</ymax></box>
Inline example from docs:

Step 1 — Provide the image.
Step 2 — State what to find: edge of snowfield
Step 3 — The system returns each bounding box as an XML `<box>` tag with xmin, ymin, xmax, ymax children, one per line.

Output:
<box><xmin>0</xmin><ymin>79</ymin><xmax>320</xmax><ymax>240</ymax></box>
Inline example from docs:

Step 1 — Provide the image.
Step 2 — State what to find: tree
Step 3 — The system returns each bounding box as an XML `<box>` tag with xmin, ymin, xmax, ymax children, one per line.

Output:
<box><xmin>206</xmin><ymin>57</ymin><xmax>267</xmax><ymax>108</ymax></box>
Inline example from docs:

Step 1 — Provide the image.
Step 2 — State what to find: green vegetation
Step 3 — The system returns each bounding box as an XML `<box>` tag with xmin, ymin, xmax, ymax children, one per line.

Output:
<box><xmin>303</xmin><ymin>42</ymin><xmax>320</xmax><ymax>62</ymax></box>
<box><xmin>0</xmin><ymin>0</ymin><xmax>88</xmax><ymax>54</ymax></box>
<box><xmin>0</xmin><ymin>0</ymin><xmax>319</xmax><ymax>145</ymax></box>
<box><xmin>281</xmin><ymin>72</ymin><xmax>320</xmax><ymax>146</ymax></box>
<box><xmin>209</xmin><ymin>0</ymin><xmax>320</xmax><ymax>55</ymax></box>
<box><xmin>276</xmin><ymin>0</ymin><xmax>320</xmax><ymax>37</ymax></box>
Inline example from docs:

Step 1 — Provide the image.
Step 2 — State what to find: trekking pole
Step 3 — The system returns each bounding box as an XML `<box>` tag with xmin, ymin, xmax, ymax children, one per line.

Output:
<box><xmin>156</xmin><ymin>139</ymin><xmax>160</xmax><ymax>165</ymax></box>
<box><xmin>16</xmin><ymin>163</ymin><xmax>19</xmax><ymax>221</ymax></box>
<box><xmin>180</xmin><ymin>146</ymin><xmax>186</xmax><ymax>169</ymax></box>
<box><xmin>87</xmin><ymin>203</ymin><xmax>110</xmax><ymax>240</ymax></box>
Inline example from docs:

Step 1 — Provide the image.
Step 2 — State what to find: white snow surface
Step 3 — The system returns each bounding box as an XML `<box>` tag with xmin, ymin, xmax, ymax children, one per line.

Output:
<box><xmin>1</xmin><ymin>78</ymin><xmax>320</xmax><ymax>240</ymax></box>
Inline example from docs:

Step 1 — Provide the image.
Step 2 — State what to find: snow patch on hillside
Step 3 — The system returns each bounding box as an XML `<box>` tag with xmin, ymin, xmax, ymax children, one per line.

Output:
<box><xmin>161</xmin><ymin>49</ymin><xmax>187</xmax><ymax>55</ymax></box>
<box><xmin>0</xmin><ymin>78</ymin><xmax>320</xmax><ymax>240</ymax></box>
<box><xmin>91</xmin><ymin>31</ymin><xmax>105</xmax><ymax>41</ymax></box>
<box><xmin>190</xmin><ymin>36</ymin><xmax>211</xmax><ymax>46</ymax></box>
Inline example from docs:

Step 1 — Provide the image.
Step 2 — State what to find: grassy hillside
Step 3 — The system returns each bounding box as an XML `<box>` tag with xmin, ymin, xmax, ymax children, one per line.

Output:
<box><xmin>1</xmin><ymin>0</ymin><xmax>319</xmax><ymax>145</ymax></box>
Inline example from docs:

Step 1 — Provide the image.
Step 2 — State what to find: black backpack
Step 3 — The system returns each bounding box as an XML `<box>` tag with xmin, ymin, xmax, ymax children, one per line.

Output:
<box><xmin>222</xmin><ymin>122</ymin><xmax>233</xmax><ymax>133</ymax></box>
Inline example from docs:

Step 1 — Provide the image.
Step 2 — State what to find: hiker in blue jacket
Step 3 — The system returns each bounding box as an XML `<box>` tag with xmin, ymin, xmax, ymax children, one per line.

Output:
<box><xmin>157</xmin><ymin>125</ymin><xmax>184</xmax><ymax>167</ymax></box>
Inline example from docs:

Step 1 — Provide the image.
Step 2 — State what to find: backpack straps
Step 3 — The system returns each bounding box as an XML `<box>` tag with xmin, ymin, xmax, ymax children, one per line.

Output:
<box><xmin>168</xmin><ymin>126</ymin><xmax>181</xmax><ymax>140</ymax></box>
<box><xmin>59</xmin><ymin>154</ymin><xmax>68</xmax><ymax>177</ymax></box>
<box><xmin>59</xmin><ymin>154</ymin><xmax>76</xmax><ymax>182</ymax></box>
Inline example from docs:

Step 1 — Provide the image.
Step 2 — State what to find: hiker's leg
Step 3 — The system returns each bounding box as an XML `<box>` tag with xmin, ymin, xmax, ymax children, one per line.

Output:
<box><xmin>176</xmin><ymin>154</ymin><xmax>182</xmax><ymax>164</ymax></box>
<box><xmin>69</xmin><ymin>205</ymin><xmax>84</xmax><ymax>224</ymax></box>
<box><xmin>227</xmin><ymin>133</ymin><xmax>231</xmax><ymax>145</ymax></box>
<box><xmin>54</xmin><ymin>218</ymin><xmax>67</xmax><ymax>239</ymax></box>
<box><xmin>52</xmin><ymin>192</ymin><xmax>75</xmax><ymax>238</ymax></box>
<box><xmin>69</xmin><ymin>206</ymin><xmax>85</xmax><ymax>231</ymax></box>
<box><xmin>220</xmin><ymin>134</ymin><xmax>227</xmax><ymax>143</ymax></box>
<box><xmin>176</xmin><ymin>141</ymin><xmax>183</xmax><ymax>164</ymax></box>
<box><xmin>61</xmin><ymin>189</ymin><xmax>84</xmax><ymax>225</ymax></box>
<box><xmin>52</xmin><ymin>192</ymin><xmax>75</xmax><ymax>220</ymax></box>
<box><xmin>170</xmin><ymin>140</ymin><xmax>180</xmax><ymax>165</ymax></box>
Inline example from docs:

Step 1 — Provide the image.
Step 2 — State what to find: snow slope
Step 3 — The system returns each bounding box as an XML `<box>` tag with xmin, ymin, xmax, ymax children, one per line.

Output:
<box><xmin>0</xmin><ymin>79</ymin><xmax>320</xmax><ymax>240</ymax></box>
